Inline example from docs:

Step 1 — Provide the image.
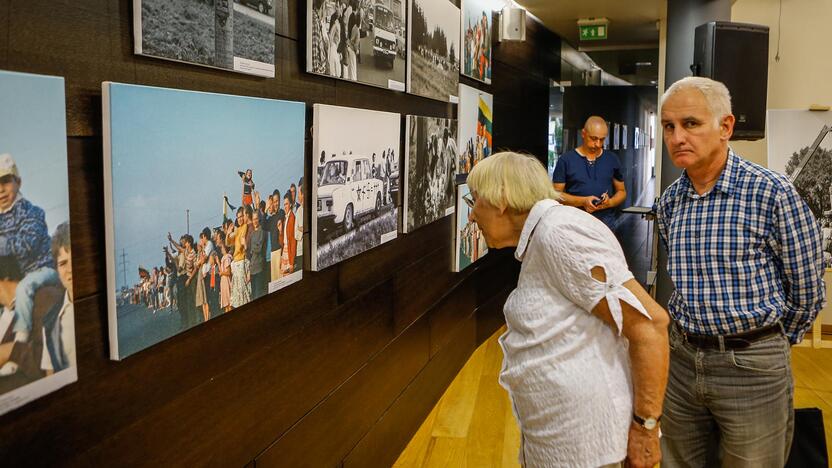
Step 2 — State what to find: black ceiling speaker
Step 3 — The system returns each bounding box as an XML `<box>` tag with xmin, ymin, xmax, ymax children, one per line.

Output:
<box><xmin>693</xmin><ymin>21</ymin><xmax>769</xmax><ymax>141</ymax></box>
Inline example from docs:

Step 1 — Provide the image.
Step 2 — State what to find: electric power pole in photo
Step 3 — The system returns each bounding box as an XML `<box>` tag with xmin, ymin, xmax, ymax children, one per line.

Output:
<box><xmin>119</xmin><ymin>249</ymin><xmax>129</xmax><ymax>289</ymax></box>
<box><xmin>186</xmin><ymin>209</ymin><xmax>190</xmax><ymax>235</ymax></box>
<box><xmin>215</xmin><ymin>0</ymin><xmax>234</xmax><ymax>69</ymax></box>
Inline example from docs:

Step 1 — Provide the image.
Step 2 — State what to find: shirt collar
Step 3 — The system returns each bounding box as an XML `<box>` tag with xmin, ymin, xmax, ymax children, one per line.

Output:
<box><xmin>515</xmin><ymin>199</ymin><xmax>560</xmax><ymax>261</ymax></box>
<box><xmin>679</xmin><ymin>148</ymin><xmax>738</xmax><ymax>198</ymax></box>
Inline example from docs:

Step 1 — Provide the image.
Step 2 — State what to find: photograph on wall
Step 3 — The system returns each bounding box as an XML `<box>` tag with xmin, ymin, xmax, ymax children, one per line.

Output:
<box><xmin>767</xmin><ymin>109</ymin><xmax>832</xmax><ymax>269</ymax></box>
<box><xmin>634</xmin><ymin>127</ymin><xmax>640</xmax><ymax>149</ymax></box>
<box><xmin>613</xmin><ymin>123</ymin><xmax>620</xmax><ymax>150</ymax></box>
<box><xmin>622</xmin><ymin>124</ymin><xmax>628</xmax><ymax>150</ymax></box>
<box><xmin>457</xmin><ymin>83</ymin><xmax>493</xmax><ymax>178</ymax></box>
<box><xmin>453</xmin><ymin>183</ymin><xmax>487</xmax><ymax>272</ymax></box>
<box><xmin>403</xmin><ymin>115</ymin><xmax>458</xmax><ymax>233</ymax></box>
<box><xmin>604</xmin><ymin>121</ymin><xmax>611</xmax><ymax>149</ymax></box>
<box><xmin>407</xmin><ymin>0</ymin><xmax>461</xmax><ymax>102</ymax></box>
<box><xmin>460</xmin><ymin>0</ymin><xmax>491</xmax><ymax>84</ymax></box>
<box><xmin>134</xmin><ymin>0</ymin><xmax>276</xmax><ymax>77</ymax></box>
<box><xmin>0</xmin><ymin>70</ymin><xmax>76</xmax><ymax>416</ymax></box>
<box><xmin>312</xmin><ymin>104</ymin><xmax>400</xmax><ymax>271</ymax></box>
<box><xmin>307</xmin><ymin>0</ymin><xmax>406</xmax><ymax>91</ymax></box>
<box><xmin>103</xmin><ymin>82</ymin><xmax>305</xmax><ymax>360</ymax></box>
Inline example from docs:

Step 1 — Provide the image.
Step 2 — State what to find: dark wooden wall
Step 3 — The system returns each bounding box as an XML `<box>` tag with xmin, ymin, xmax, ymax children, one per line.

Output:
<box><xmin>0</xmin><ymin>1</ymin><xmax>559</xmax><ymax>465</ymax></box>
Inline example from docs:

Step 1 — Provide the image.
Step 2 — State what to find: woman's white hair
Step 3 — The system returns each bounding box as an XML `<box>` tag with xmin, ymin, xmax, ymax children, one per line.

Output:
<box><xmin>661</xmin><ymin>76</ymin><xmax>732</xmax><ymax>126</ymax></box>
<box><xmin>466</xmin><ymin>151</ymin><xmax>559</xmax><ymax>213</ymax></box>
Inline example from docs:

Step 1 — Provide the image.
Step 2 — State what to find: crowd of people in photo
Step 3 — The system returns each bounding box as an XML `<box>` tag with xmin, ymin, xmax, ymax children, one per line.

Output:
<box><xmin>122</xmin><ymin>169</ymin><xmax>304</xmax><ymax>329</ymax></box>
<box><xmin>0</xmin><ymin>153</ymin><xmax>75</xmax><ymax>392</ymax></box>
<box><xmin>409</xmin><ymin>120</ymin><xmax>457</xmax><ymax>227</ymax></box>
<box><xmin>311</xmin><ymin>0</ymin><xmax>365</xmax><ymax>80</ymax></box>
<box><xmin>317</xmin><ymin>148</ymin><xmax>398</xmax><ymax>206</ymax></box>
<box><xmin>458</xmin><ymin>122</ymin><xmax>490</xmax><ymax>174</ymax></box>
<box><xmin>462</xmin><ymin>11</ymin><xmax>490</xmax><ymax>80</ymax></box>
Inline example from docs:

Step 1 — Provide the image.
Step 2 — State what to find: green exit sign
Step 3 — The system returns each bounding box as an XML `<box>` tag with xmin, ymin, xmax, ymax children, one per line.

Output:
<box><xmin>579</xmin><ymin>24</ymin><xmax>608</xmax><ymax>41</ymax></box>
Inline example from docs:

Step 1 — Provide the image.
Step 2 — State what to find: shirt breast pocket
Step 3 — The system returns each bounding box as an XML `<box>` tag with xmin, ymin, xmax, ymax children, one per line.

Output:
<box><xmin>713</xmin><ymin>216</ymin><xmax>766</xmax><ymax>280</ymax></box>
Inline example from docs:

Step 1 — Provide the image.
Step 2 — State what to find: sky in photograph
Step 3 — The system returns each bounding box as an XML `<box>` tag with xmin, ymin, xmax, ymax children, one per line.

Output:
<box><xmin>313</xmin><ymin>104</ymin><xmax>400</xmax><ymax>168</ymax></box>
<box><xmin>0</xmin><ymin>71</ymin><xmax>69</xmax><ymax>234</ymax></box>
<box><xmin>458</xmin><ymin>84</ymin><xmax>492</xmax><ymax>148</ymax></box>
<box><xmin>413</xmin><ymin>0</ymin><xmax>461</xmax><ymax>54</ymax></box>
<box><xmin>766</xmin><ymin>109</ymin><xmax>832</xmax><ymax>174</ymax></box>
<box><xmin>462</xmin><ymin>0</ymin><xmax>490</xmax><ymax>32</ymax></box>
<box><xmin>107</xmin><ymin>83</ymin><xmax>305</xmax><ymax>290</ymax></box>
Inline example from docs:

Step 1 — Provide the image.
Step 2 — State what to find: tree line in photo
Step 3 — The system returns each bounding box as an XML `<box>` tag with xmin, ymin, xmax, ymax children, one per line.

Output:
<box><xmin>411</xmin><ymin>1</ymin><xmax>457</xmax><ymax>71</ymax></box>
<box><xmin>123</xmin><ymin>169</ymin><xmax>304</xmax><ymax>329</ymax></box>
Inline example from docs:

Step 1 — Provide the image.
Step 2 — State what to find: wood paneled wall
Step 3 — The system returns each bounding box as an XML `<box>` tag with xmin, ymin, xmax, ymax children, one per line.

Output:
<box><xmin>0</xmin><ymin>0</ymin><xmax>559</xmax><ymax>465</ymax></box>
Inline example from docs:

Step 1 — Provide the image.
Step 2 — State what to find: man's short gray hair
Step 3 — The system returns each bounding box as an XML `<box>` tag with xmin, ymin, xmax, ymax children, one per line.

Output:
<box><xmin>661</xmin><ymin>76</ymin><xmax>732</xmax><ymax>125</ymax></box>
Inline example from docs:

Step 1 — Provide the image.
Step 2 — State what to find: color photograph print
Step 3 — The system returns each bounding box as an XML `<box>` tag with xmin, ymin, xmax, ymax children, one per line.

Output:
<box><xmin>312</xmin><ymin>104</ymin><xmax>400</xmax><ymax>271</ymax></box>
<box><xmin>307</xmin><ymin>0</ymin><xmax>407</xmax><ymax>91</ymax></box>
<box><xmin>134</xmin><ymin>0</ymin><xmax>276</xmax><ymax>77</ymax></box>
<box><xmin>0</xmin><ymin>70</ymin><xmax>76</xmax><ymax>416</ymax></box>
<box><xmin>457</xmin><ymin>83</ymin><xmax>493</xmax><ymax>178</ymax></box>
<box><xmin>403</xmin><ymin>115</ymin><xmax>458</xmax><ymax>233</ymax></box>
<box><xmin>407</xmin><ymin>0</ymin><xmax>461</xmax><ymax>102</ymax></box>
<box><xmin>453</xmin><ymin>183</ymin><xmax>487</xmax><ymax>272</ymax></box>
<box><xmin>103</xmin><ymin>82</ymin><xmax>304</xmax><ymax>360</ymax></box>
<box><xmin>460</xmin><ymin>0</ymin><xmax>492</xmax><ymax>84</ymax></box>
<box><xmin>767</xmin><ymin>109</ymin><xmax>832</xmax><ymax>269</ymax></box>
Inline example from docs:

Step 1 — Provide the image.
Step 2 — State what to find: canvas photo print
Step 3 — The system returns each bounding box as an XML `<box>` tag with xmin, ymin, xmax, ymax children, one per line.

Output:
<box><xmin>103</xmin><ymin>82</ymin><xmax>304</xmax><ymax>360</ymax></box>
<box><xmin>0</xmin><ymin>70</ymin><xmax>76</xmax><ymax>416</ymax></box>
<box><xmin>134</xmin><ymin>0</ymin><xmax>276</xmax><ymax>77</ymax></box>
<box><xmin>457</xmin><ymin>83</ymin><xmax>493</xmax><ymax>177</ymax></box>
<box><xmin>407</xmin><ymin>0</ymin><xmax>461</xmax><ymax>102</ymax></box>
<box><xmin>312</xmin><ymin>104</ymin><xmax>400</xmax><ymax>271</ymax></box>
<box><xmin>403</xmin><ymin>115</ymin><xmax>458</xmax><ymax>233</ymax></box>
<box><xmin>767</xmin><ymin>109</ymin><xmax>832</xmax><ymax>268</ymax></box>
<box><xmin>460</xmin><ymin>0</ymin><xmax>492</xmax><ymax>84</ymax></box>
<box><xmin>453</xmin><ymin>183</ymin><xmax>487</xmax><ymax>272</ymax></box>
<box><xmin>307</xmin><ymin>0</ymin><xmax>407</xmax><ymax>91</ymax></box>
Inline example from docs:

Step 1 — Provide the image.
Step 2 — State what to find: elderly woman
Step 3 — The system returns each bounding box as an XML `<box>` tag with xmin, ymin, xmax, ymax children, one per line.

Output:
<box><xmin>467</xmin><ymin>152</ymin><xmax>670</xmax><ymax>468</ymax></box>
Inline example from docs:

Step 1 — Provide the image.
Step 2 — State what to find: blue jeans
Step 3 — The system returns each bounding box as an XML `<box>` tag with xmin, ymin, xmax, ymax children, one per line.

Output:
<box><xmin>661</xmin><ymin>323</ymin><xmax>794</xmax><ymax>467</ymax></box>
<box><xmin>13</xmin><ymin>266</ymin><xmax>61</xmax><ymax>338</ymax></box>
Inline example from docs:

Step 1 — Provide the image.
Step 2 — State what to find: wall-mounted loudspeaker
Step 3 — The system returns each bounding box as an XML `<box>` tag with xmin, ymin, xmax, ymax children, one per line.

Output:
<box><xmin>499</xmin><ymin>7</ymin><xmax>526</xmax><ymax>42</ymax></box>
<box><xmin>693</xmin><ymin>21</ymin><xmax>769</xmax><ymax>141</ymax></box>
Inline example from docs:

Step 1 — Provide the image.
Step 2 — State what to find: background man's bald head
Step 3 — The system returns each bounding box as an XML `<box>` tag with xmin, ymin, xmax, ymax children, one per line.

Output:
<box><xmin>583</xmin><ymin>116</ymin><xmax>608</xmax><ymax>132</ymax></box>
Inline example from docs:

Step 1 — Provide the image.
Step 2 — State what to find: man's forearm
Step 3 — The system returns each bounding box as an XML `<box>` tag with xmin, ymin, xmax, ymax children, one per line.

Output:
<box><xmin>608</xmin><ymin>190</ymin><xmax>627</xmax><ymax>208</ymax></box>
<box><xmin>558</xmin><ymin>191</ymin><xmax>586</xmax><ymax>207</ymax></box>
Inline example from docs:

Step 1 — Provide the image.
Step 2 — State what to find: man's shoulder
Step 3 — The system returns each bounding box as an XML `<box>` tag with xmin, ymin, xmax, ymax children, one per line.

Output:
<box><xmin>732</xmin><ymin>153</ymin><xmax>793</xmax><ymax>195</ymax></box>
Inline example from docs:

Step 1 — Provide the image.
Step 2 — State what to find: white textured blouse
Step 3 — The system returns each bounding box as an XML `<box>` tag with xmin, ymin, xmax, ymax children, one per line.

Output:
<box><xmin>499</xmin><ymin>199</ymin><xmax>650</xmax><ymax>468</ymax></box>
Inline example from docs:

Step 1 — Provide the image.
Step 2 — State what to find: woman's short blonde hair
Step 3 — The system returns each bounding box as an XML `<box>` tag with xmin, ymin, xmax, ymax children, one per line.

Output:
<box><xmin>466</xmin><ymin>151</ymin><xmax>559</xmax><ymax>213</ymax></box>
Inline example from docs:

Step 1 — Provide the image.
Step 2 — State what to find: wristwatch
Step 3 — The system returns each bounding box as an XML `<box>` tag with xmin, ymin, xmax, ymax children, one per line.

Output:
<box><xmin>633</xmin><ymin>412</ymin><xmax>661</xmax><ymax>430</ymax></box>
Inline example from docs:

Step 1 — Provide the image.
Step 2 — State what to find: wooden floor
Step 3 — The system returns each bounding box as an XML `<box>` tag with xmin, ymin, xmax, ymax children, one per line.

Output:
<box><xmin>395</xmin><ymin>327</ymin><xmax>832</xmax><ymax>467</ymax></box>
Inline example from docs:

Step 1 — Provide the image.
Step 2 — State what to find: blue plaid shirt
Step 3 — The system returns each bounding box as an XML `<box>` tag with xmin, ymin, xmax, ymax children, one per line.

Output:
<box><xmin>656</xmin><ymin>150</ymin><xmax>825</xmax><ymax>344</ymax></box>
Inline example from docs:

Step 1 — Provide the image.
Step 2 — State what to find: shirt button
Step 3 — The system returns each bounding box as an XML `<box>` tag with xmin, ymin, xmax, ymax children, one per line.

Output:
<box><xmin>694</xmin><ymin>232</ymin><xmax>700</xmax><ymax>238</ymax></box>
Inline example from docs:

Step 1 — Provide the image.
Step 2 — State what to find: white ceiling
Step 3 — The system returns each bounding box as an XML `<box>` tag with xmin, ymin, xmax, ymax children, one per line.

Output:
<box><xmin>513</xmin><ymin>0</ymin><xmax>664</xmax><ymax>49</ymax></box>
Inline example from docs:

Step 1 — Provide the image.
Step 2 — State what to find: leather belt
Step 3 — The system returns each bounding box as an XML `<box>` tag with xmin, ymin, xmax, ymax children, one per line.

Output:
<box><xmin>678</xmin><ymin>323</ymin><xmax>782</xmax><ymax>350</ymax></box>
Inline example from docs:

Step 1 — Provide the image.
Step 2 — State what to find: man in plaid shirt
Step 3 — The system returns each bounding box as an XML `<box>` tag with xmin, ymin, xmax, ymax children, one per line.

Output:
<box><xmin>656</xmin><ymin>77</ymin><xmax>825</xmax><ymax>467</ymax></box>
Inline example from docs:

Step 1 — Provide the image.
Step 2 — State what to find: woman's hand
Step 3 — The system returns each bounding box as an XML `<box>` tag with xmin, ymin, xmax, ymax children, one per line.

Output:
<box><xmin>625</xmin><ymin>423</ymin><xmax>661</xmax><ymax>468</ymax></box>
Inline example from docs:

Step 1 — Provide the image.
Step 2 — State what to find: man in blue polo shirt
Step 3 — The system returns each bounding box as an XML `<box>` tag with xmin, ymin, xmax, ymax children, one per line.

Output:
<box><xmin>552</xmin><ymin>116</ymin><xmax>626</xmax><ymax>229</ymax></box>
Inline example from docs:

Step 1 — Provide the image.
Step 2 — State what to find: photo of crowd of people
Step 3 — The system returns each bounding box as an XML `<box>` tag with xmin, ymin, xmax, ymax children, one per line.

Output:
<box><xmin>307</xmin><ymin>0</ymin><xmax>406</xmax><ymax>90</ymax></box>
<box><xmin>460</xmin><ymin>0</ymin><xmax>491</xmax><ymax>84</ymax></box>
<box><xmin>0</xmin><ymin>71</ymin><xmax>76</xmax><ymax>415</ymax></box>
<box><xmin>767</xmin><ymin>109</ymin><xmax>832</xmax><ymax>269</ymax></box>
<box><xmin>457</xmin><ymin>83</ymin><xmax>493</xmax><ymax>177</ymax></box>
<box><xmin>453</xmin><ymin>183</ymin><xmax>487</xmax><ymax>272</ymax></box>
<box><xmin>104</xmin><ymin>82</ymin><xmax>305</xmax><ymax>359</ymax></box>
<box><xmin>403</xmin><ymin>115</ymin><xmax>457</xmax><ymax>233</ymax></box>
<box><xmin>312</xmin><ymin>104</ymin><xmax>400</xmax><ymax>271</ymax></box>
<box><xmin>407</xmin><ymin>0</ymin><xmax>460</xmax><ymax>102</ymax></box>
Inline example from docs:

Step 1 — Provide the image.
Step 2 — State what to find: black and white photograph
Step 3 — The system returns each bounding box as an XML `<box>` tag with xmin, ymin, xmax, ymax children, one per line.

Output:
<box><xmin>134</xmin><ymin>0</ymin><xmax>276</xmax><ymax>77</ymax></box>
<box><xmin>767</xmin><ymin>109</ymin><xmax>832</xmax><ymax>269</ymax></box>
<box><xmin>407</xmin><ymin>0</ymin><xmax>461</xmax><ymax>102</ymax></box>
<box><xmin>622</xmin><ymin>124</ymin><xmax>628</xmax><ymax>150</ymax></box>
<box><xmin>403</xmin><ymin>115</ymin><xmax>458</xmax><ymax>233</ymax></box>
<box><xmin>307</xmin><ymin>0</ymin><xmax>407</xmax><ymax>90</ymax></box>
<box><xmin>613</xmin><ymin>123</ymin><xmax>620</xmax><ymax>150</ymax></box>
<box><xmin>312</xmin><ymin>104</ymin><xmax>401</xmax><ymax>271</ymax></box>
